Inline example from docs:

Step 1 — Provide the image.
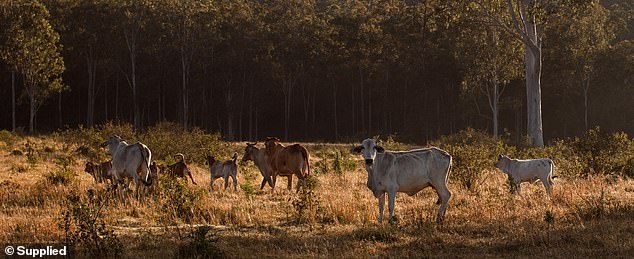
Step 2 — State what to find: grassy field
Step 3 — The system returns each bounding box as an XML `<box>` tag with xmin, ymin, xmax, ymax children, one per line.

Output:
<box><xmin>1</xmin><ymin>132</ymin><xmax>633</xmax><ymax>258</ymax></box>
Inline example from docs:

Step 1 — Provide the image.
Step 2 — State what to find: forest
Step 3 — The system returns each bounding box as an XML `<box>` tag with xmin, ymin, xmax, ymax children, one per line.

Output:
<box><xmin>1</xmin><ymin>0</ymin><xmax>632</xmax><ymax>144</ymax></box>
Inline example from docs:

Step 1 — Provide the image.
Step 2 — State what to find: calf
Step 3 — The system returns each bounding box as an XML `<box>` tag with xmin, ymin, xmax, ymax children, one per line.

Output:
<box><xmin>494</xmin><ymin>154</ymin><xmax>556</xmax><ymax>195</ymax></box>
<box><xmin>84</xmin><ymin>160</ymin><xmax>113</xmax><ymax>184</ymax></box>
<box><xmin>166</xmin><ymin>153</ymin><xmax>197</xmax><ymax>185</ymax></box>
<box><xmin>206</xmin><ymin>153</ymin><xmax>239</xmax><ymax>191</ymax></box>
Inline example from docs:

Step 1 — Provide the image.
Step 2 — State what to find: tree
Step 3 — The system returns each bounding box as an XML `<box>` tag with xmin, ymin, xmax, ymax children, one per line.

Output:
<box><xmin>458</xmin><ymin>2</ymin><xmax>522</xmax><ymax>138</ymax></box>
<box><xmin>1</xmin><ymin>0</ymin><xmax>65</xmax><ymax>134</ymax></box>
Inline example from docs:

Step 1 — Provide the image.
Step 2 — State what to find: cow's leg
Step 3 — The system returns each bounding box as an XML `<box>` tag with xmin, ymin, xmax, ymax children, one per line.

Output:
<box><xmin>433</xmin><ymin>184</ymin><xmax>452</xmax><ymax>224</ymax></box>
<box><xmin>189</xmin><ymin>172</ymin><xmax>197</xmax><ymax>185</ymax></box>
<box><xmin>260</xmin><ymin>177</ymin><xmax>267</xmax><ymax>190</ymax></box>
<box><xmin>271</xmin><ymin>175</ymin><xmax>278</xmax><ymax>192</ymax></box>
<box><xmin>377</xmin><ymin>193</ymin><xmax>385</xmax><ymax>223</ymax></box>
<box><xmin>541</xmin><ymin>176</ymin><xmax>553</xmax><ymax>195</ymax></box>
<box><xmin>287</xmin><ymin>175</ymin><xmax>293</xmax><ymax>191</ymax></box>
<box><xmin>232</xmin><ymin>175</ymin><xmax>238</xmax><ymax>191</ymax></box>
<box><xmin>387</xmin><ymin>191</ymin><xmax>396</xmax><ymax>224</ymax></box>
<box><xmin>295</xmin><ymin>177</ymin><xmax>302</xmax><ymax>193</ymax></box>
<box><xmin>223</xmin><ymin>175</ymin><xmax>229</xmax><ymax>190</ymax></box>
<box><xmin>514</xmin><ymin>180</ymin><xmax>522</xmax><ymax>195</ymax></box>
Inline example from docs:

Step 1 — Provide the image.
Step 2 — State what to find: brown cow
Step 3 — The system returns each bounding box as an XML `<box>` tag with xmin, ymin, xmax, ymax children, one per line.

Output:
<box><xmin>264</xmin><ymin>137</ymin><xmax>310</xmax><ymax>192</ymax></box>
<box><xmin>242</xmin><ymin>142</ymin><xmax>289</xmax><ymax>190</ymax></box>
<box><xmin>84</xmin><ymin>160</ymin><xmax>113</xmax><ymax>184</ymax></box>
<box><xmin>166</xmin><ymin>153</ymin><xmax>197</xmax><ymax>185</ymax></box>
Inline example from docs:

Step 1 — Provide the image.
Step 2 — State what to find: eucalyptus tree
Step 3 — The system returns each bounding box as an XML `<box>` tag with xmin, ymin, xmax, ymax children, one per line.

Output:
<box><xmin>457</xmin><ymin>2</ymin><xmax>522</xmax><ymax>139</ymax></box>
<box><xmin>114</xmin><ymin>0</ymin><xmax>149</xmax><ymax>131</ymax></box>
<box><xmin>0</xmin><ymin>0</ymin><xmax>65</xmax><ymax>134</ymax></box>
<box><xmin>158</xmin><ymin>0</ymin><xmax>210</xmax><ymax>130</ymax></box>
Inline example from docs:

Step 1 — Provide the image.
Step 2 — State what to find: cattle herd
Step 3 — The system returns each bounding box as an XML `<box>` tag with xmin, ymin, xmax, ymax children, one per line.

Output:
<box><xmin>85</xmin><ymin>136</ymin><xmax>557</xmax><ymax>224</ymax></box>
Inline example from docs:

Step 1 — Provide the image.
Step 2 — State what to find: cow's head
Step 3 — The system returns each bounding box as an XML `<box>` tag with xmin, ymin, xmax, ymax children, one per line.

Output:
<box><xmin>84</xmin><ymin>161</ymin><xmax>95</xmax><ymax>175</ymax></box>
<box><xmin>495</xmin><ymin>154</ymin><xmax>511</xmax><ymax>172</ymax></box>
<box><xmin>206</xmin><ymin>155</ymin><xmax>217</xmax><ymax>166</ymax></box>
<box><xmin>100</xmin><ymin>135</ymin><xmax>123</xmax><ymax>155</ymax></box>
<box><xmin>242</xmin><ymin>142</ymin><xmax>258</xmax><ymax>162</ymax></box>
<box><xmin>264</xmin><ymin>137</ymin><xmax>281</xmax><ymax>154</ymax></box>
<box><xmin>352</xmin><ymin>138</ymin><xmax>385</xmax><ymax>167</ymax></box>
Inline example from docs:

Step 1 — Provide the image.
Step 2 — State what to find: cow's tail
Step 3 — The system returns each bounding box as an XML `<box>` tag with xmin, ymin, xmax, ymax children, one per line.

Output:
<box><xmin>231</xmin><ymin>152</ymin><xmax>238</xmax><ymax>164</ymax></box>
<box><xmin>139</xmin><ymin>144</ymin><xmax>153</xmax><ymax>186</ymax></box>
<box><xmin>301</xmin><ymin>147</ymin><xmax>310</xmax><ymax>178</ymax></box>
<box><xmin>550</xmin><ymin>159</ymin><xmax>557</xmax><ymax>181</ymax></box>
<box><xmin>445</xmin><ymin>153</ymin><xmax>453</xmax><ymax>186</ymax></box>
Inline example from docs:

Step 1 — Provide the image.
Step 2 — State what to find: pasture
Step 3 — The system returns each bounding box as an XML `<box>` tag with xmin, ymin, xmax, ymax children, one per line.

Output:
<box><xmin>0</xmin><ymin>126</ymin><xmax>633</xmax><ymax>258</ymax></box>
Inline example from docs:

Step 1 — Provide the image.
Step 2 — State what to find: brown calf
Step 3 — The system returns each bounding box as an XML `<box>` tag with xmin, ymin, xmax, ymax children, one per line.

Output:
<box><xmin>84</xmin><ymin>160</ymin><xmax>113</xmax><ymax>184</ymax></box>
<box><xmin>166</xmin><ymin>153</ymin><xmax>197</xmax><ymax>185</ymax></box>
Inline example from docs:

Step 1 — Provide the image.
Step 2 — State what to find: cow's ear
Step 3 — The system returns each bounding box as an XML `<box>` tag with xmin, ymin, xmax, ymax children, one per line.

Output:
<box><xmin>352</xmin><ymin>146</ymin><xmax>364</xmax><ymax>154</ymax></box>
<box><xmin>375</xmin><ymin>146</ymin><xmax>385</xmax><ymax>153</ymax></box>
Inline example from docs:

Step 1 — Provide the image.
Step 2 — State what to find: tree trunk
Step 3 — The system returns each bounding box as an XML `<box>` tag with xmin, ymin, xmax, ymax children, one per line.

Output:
<box><xmin>181</xmin><ymin>48</ymin><xmax>191</xmax><ymax>130</ymax></box>
<box><xmin>507</xmin><ymin>0</ymin><xmax>544</xmax><ymax>147</ymax></box>
<box><xmin>86</xmin><ymin>49</ymin><xmax>98</xmax><ymax>127</ymax></box>
<box><xmin>332</xmin><ymin>77</ymin><xmax>338</xmax><ymax>140</ymax></box>
<box><xmin>29</xmin><ymin>90</ymin><xmax>36</xmax><ymax>134</ymax></box>
<box><xmin>525</xmin><ymin>44</ymin><xmax>543</xmax><ymax>147</ymax></box>
<box><xmin>583</xmin><ymin>75</ymin><xmax>589</xmax><ymax>130</ymax></box>
<box><xmin>58</xmin><ymin>92</ymin><xmax>62</xmax><ymax>128</ymax></box>
<box><xmin>11</xmin><ymin>71</ymin><xmax>16</xmax><ymax>131</ymax></box>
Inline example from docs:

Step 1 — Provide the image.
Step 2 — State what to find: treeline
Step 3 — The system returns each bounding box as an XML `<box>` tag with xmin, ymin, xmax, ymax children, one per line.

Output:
<box><xmin>0</xmin><ymin>0</ymin><xmax>632</xmax><ymax>143</ymax></box>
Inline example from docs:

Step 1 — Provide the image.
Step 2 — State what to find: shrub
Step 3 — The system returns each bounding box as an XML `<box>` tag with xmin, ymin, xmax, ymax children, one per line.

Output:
<box><xmin>44</xmin><ymin>155</ymin><xmax>76</xmax><ymax>185</ymax></box>
<box><xmin>141</xmin><ymin>122</ymin><xmax>224</xmax><ymax>164</ymax></box>
<box><xmin>177</xmin><ymin>226</ymin><xmax>223</xmax><ymax>259</ymax></box>
<box><xmin>314</xmin><ymin>149</ymin><xmax>357</xmax><ymax>175</ymax></box>
<box><xmin>59</xmin><ymin>190</ymin><xmax>122</xmax><ymax>257</ymax></box>
<box><xmin>291</xmin><ymin>175</ymin><xmax>322</xmax><ymax>224</ymax></box>
<box><xmin>159</xmin><ymin>176</ymin><xmax>207</xmax><ymax>224</ymax></box>
<box><xmin>0</xmin><ymin>129</ymin><xmax>18</xmax><ymax>147</ymax></box>
<box><xmin>375</xmin><ymin>135</ymin><xmax>408</xmax><ymax>151</ymax></box>
<box><xmin>571</xmin><ymin>128</ymin><xmax>634</xmax><ymax>177</ymax></box>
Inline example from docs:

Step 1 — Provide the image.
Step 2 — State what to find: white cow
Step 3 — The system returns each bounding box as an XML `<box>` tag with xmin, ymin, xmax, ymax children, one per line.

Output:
<box><xmin>353</xmin><ymin>138</ymin><xmax>453</xmax><ymax>224</ymax></box>
<box><xmin>100</xmin><ymin>135</ymin><xmax>153</xmax><ymax>200</ymax></box>
<box><xmin>495</xmin><ymin>154</ymin><xmax>556</xmax><ymax>195</ymax></box>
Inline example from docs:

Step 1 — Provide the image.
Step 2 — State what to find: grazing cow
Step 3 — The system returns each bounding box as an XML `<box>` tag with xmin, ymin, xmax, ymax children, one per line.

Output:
<box><xmin>84</xmin><ymin>160</ymin><xmax>113</xmax><ymax>184</ymax></box>
<box><xmin>241</xmin><ymin>142</ymin><xmax>283</xmax><ymax>190</ymax></box>
<box><xmin>206</xmin><ymin>153</ymin><xmax>239</xmax><ymax>191</ymax></box>
<box><xmin>495</xmin><ymin>154</ymin><xmax>556</xmax><ymax>195</ymax></box>
<box><xmin>264</xmin><ymin>137</ymin><xmax>310</xmax><ymax>192</ymax></box>
<box><xmin>100</xmin><ymin>136</ymin><xmax>153</xmax><ymax>200</ymax></box>
<box><xmin>353</xmin><ymin>138</ymin><xmax>453</xmax><ymax>224</ymax></box>
<box><xmin>166</xmin><ymin>153</ymin><xmax>197</xmax><ymax>185</ymax></box>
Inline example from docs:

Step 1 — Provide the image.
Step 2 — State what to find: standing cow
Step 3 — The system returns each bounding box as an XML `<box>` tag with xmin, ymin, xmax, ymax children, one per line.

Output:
<box><xmin>353</xmin><ymin>138</ymin><xmax>452</xmax><ymax>224</ymax></box>
<box><xmin>494</xmin><ymin>154</ymin><xmax>556</xmax><ymax>195</ymax></box>
<box><xmin>241</xmin><ymin>142</ymin><xmax>281</xmax><ymax>190</ymax></box>
<box><xmin>101</xmin><ymin>135</ymin><xmax>153</xmax><ymax>201</ymax></box>
<box><xmin>264</xmin><ymin>137</ymin><xmax>310</xmax><ymax>192</ymax></box>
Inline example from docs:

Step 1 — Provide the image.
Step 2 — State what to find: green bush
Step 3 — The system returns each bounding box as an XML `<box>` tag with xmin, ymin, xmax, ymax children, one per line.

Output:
<box><xmin>59</xmin><ymin>190</ymin><xmax>122</xmax><ymax>258</ymax></box>
<box><xmin>178</xmin><ymin>226</ymin><xmax>223</xmax><ymax>259</ymax></box>
<box><xmin>314</xmin><ymin>149</ymin><xmax>357</xmax><ymax>175</ymax></box>
<box><xmin>141</xmin><ymin>121</ymin><xmax>224</xmax><ymax>164</ymax></box>
<box><xmin>433</xmin><ymin>129</ymin><xmax>505</xmax><ymax>191</ymax></box>
<box><xmin>571</xmin><ymin>128</ymin><xmax>634</xmax><ymax>177</ymax></box>
<box><xmin>44</xmin><ymin>155</ymin><xmax>77</xmax><ymax>185</ymax></box>
<box><xmin>0</xmin><ymin>129</ymin><xmax>18</xmax><ymax>147</ymax></box>
<box><xmin>291</xmin><ymin>175</ymin><xmax>322</xmax><ymax>224</ymax></box>
<box><xmin>159</xmin><ymin>176</ymin><xmax>207</xmax><ymax>224</ymax></box>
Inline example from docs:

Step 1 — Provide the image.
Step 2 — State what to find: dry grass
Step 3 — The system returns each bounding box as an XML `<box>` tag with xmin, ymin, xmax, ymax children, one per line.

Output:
<box><xmin>1</xmin><ymin>135</ymin><xmax>633</xmax><ymax>258</ymax></box>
